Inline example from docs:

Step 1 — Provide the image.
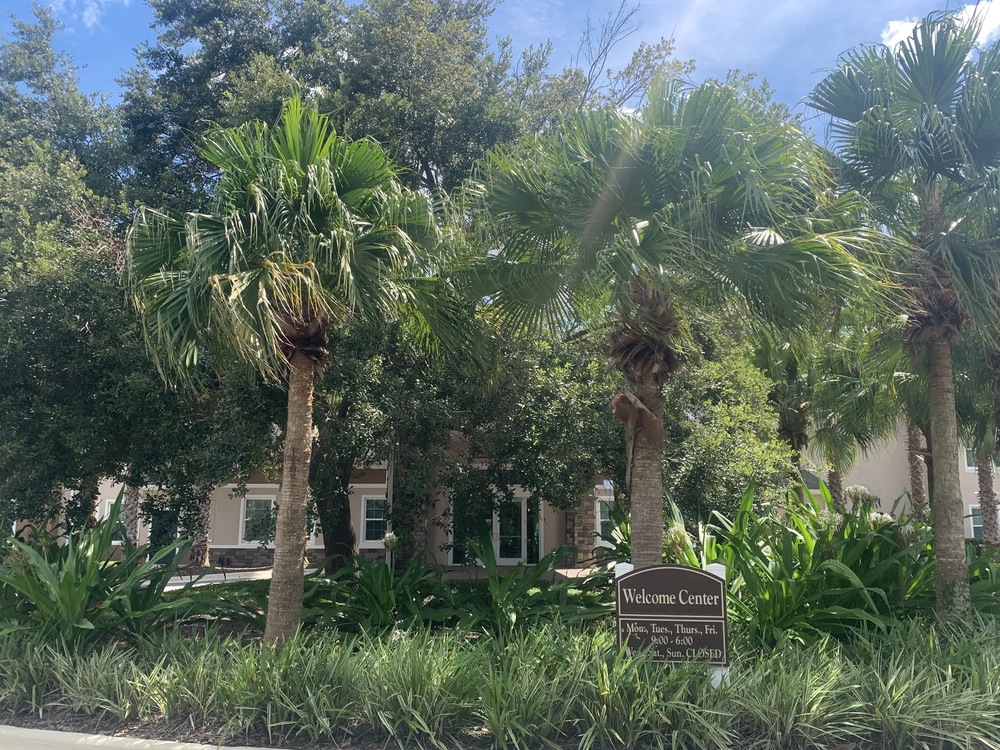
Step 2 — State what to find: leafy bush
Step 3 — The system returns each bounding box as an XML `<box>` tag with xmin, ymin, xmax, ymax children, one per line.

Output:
<box><xmin>304</xmin><ymin>555</ymin><xmax>460</xmax><ymax>633</ymax></box>
<box><xmin>594</xmin><ymin>483</ymin><xmax>1000</xmax><ymax>648</ymax></box>
<box><xmin>712</xmin><ymin>484</ymin><xmax>1000</xmax><ymax>647</ymax></box>
<box><xmin>594</xmin><ymin>498</ymin><xmax>714</xmax><ymax>574</ymax></box>
<box><xmin>460</xmin><ymin>537</ymin><xmax>612</xmax><ymax>636</ymax></box>
<box><xmin>0</xmin><ymin>498</ymin><xmax>204</xmax><ymax>646</ymax></box>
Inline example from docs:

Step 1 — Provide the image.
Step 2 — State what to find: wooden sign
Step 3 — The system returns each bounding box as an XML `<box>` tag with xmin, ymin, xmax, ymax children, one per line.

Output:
<box><xmin>616</xmin><ymin>565</ymin><xmax>728</xmax><ymax>665</ymax></box>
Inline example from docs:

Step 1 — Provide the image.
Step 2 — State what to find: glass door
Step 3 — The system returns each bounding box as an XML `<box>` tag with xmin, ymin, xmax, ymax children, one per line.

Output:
<box><xmin>494</xmin><ymin>497</ymin><xmax>526</xmax><ymax>565</ymax></box>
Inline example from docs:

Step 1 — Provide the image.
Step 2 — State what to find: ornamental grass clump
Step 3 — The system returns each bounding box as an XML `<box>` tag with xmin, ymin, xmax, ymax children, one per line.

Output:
<box><xmin>477</xmin><ymin>625</ymin><xmax>592</xmax><ymax>748</ymax></box>
<box><xmin>354</xmin><ymin>628</ymin><xmax>482</xmax><ymax>748</ymax></box>
<box><xmin>2</xmin><ymin>621</ymin><xmax>1000</xmax><ymax>747</ymax></box>
<box><xmin>573</xmin><ymin>629</ymin><xmax>727</xmax><ymax>750</ymax></box>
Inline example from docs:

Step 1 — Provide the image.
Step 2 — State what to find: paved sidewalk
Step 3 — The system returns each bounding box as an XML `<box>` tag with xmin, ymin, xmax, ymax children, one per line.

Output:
<box><xmin>162</xmin><ymin>563</ymin><xmax>596</xmax><ymax>591</ymax></box>
<box><xmin>163</xmin><ymin>569</ymin><xmax>275</xmax><ymax>592</ymax></box>
<box><xmin>0</xmin><ymin>725</ymin><xmax>280</xmax><ymax>750</ymax></box>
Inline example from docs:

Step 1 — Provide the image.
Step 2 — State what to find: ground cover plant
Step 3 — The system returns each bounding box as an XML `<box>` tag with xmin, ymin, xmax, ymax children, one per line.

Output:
<box><xmin>2</xmin><ymin>620</ymin><xmax>1000</xmax><ymax>749</ymax></box>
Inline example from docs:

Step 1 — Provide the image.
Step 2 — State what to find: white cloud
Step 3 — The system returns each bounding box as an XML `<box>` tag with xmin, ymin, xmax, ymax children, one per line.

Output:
<box><xmin>881</xmin><ymin>1</ymin><xmax>1000</xmax><ymax>49</ymax></box>
<box><xmin>51</xmin><ymin>0</ymin><xmax>132</xmax><ymax>31</ymax></box>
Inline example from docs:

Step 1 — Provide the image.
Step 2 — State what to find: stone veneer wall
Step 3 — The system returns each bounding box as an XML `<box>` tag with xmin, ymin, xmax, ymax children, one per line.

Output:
<box><xmin>212</xmin><ymin>547</ymin><xmax>382</xmax><ymax>567</ymax></box>
<box><xmin>566</xmin><ymin>494</ymin><xmax>596</xmax><ymax>568</ymax></box>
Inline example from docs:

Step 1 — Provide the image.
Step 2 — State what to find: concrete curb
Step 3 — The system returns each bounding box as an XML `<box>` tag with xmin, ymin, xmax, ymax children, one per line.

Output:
<box><xmin>0</xmin><ymin>725</ymin><xmax>280</xmax><ymax>750</ymax></box>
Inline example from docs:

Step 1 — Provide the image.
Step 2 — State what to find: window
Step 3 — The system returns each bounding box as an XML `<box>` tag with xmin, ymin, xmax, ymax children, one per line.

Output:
<box><xmin>104</xmin><ymin>499</ymin><xmax>124</xmax><ymax>544</ymax></box>
<box><xmin>596</xmin><ymin>499</ymin><xmax>614</xmax><ymax>546</ymax></box>
<box><xmin>971</xmin><ymin>506</ymin><xmax>983</xmax><ymax>539</ymax></box>
<box><xmin>970</xmin><ymin>506</ymin><xmax>1000</xmax><ymax>539</ymax></box>
<box><xmin>242</xmin><ymin>497</ymin><xmax>275</xmax><ymax>544</ymax></box>
<box><xmin>964</xmin><ymin>449</ymin><xmax>999</xmax><ymax>472</ymax></box>
<box><xmin>361</xmin><ymin>496</ymin><xmax>388</xmax><ymax>547</ymax></box>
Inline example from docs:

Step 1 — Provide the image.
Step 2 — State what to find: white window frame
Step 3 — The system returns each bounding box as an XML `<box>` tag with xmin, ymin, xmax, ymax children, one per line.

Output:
<box><xmin>359</xmin><ymin>495</ymin><xmax>389</xmax><ymax>549</ymax></box>
<box><xmin>240</xmin><ymin>496</ymin><xmax>276</xmax><ymax>547</ymax></box>
<box><xmin>446</xmin><ymin>489</ymin><xmax>540</xmax><ymax>566</ymax></box>
<box><xmin>964</xmin><ymin>448</ymin><xmax>999</xmax><ymax>473</ymax></box>
<box><xmin>969</xmin><ymin>505</ymin><xmax>1000</xmax><ymax>539</ymax></box>
<box><xmin>494</xmin><ymin>495</ymin><xmax>528</xmax><ymax>565</ymax></box>
<box><xmin>102</xmin><ymin>499</ymin><xmax>124</xmax><ymax>545</ymax></box>
<box><xmin>595</xmin><ymin>496</ymin><xmax>614</xmax><ymax>548</ymax></box>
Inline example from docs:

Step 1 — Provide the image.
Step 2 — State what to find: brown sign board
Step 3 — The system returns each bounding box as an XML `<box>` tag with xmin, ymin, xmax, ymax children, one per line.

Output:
<box><xmin>616</xmin><ymin>565</ymin><xmax>728</xmax><ymax>666</ymax></box>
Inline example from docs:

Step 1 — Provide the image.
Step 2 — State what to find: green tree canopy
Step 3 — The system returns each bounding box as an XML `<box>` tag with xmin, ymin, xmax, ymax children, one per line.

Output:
<box><xmin>472</xmin><ymin>74</ymin><xmax>883</xmax><ymax>567</ymax></box>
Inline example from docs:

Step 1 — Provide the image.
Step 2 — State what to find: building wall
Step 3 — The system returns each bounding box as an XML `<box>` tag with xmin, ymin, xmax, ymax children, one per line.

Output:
<box><xmin>21</xmin><ymin>476</ymin><xmax>609</xmax><ymax>568</ymax></box>
<box><xmin>841</xmin><ymin>424</ymin><xmax>911</xmax><ymax>511</ymax></box>
<box><xmin>836</xmin><ymin>424</ymin><xmax>994</xmax><ymax>537</ymax></box>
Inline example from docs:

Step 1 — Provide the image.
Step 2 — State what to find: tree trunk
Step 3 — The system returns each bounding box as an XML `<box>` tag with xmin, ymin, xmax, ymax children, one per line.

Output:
<box><xmin>65</xmin><ymin>477</ymin><xmax>99</xmax><ymax>534</ymax></box>
<box><xmin>123</xmin><ymin>484</ymin><xmax>141</xmax><ymax>546</ymax></box>
<box><xmin>310</xmin><ymin>406</ymin><xmax>358</xmax><ymax>576</ymax></box>
<box><xmin>188</xmin><ymin>493</ymin><xmax>212</xmax><ymax>568</ymax></box>
<box><xmin>925</xmin><ymin>338</ymin><xmax>971</xmax><ymax>619</ymax></box>
<box><xmin>316</xmin><ymin>491</ymin><xmax>355</xmax><ymax>574</ymax></box>
<box><xmin>906</xmin><ymin>421</ymin><xmax>929</xmax><ymax>523</ymax></box>
<box><xmin>627</xmin><ymin>376</ymin><xmax>666</xmax><ymax>569</ymax></box>
<box><xmin>976</xmin><ymin>447</ymin><xmax>1000</xmax><ymax>549</ymax></box>
<box><xmin>264</xmin><ymin>350</ymin><xmax>317</xmax><ymax>644</ymax></box>
<box><xmin>826</xmin><ymin>467</ymin><xmax>845</xmax><ymax>513</ymax></box>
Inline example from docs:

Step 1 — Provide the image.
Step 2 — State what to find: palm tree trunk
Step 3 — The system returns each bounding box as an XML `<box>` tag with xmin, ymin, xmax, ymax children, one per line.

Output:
<box><xmin>123</xmin><ymin>483</ymin><xmax>141</xmax><ymax>546</ymax></box>
<box><xmin>826</xmin><ymin>467</ymin><xmax>845</xmax><ymax>513</ymax></box>
<box><xmin>906</xmin><ymin>421</ymin><xmax>930</xmax><ymax>523</ymax></box>
<box><xmin>264</xmin><ymin>350</ymin><xmax>317</xmax><ymax>644</ymax></box>
<box><xmin>628</xmin><ymin>376</ymin><xmax>666</xmax><ymax>569</ymax></box>
<box><xmin>976</xmin><ymin>447</ymin><xmax>1000</xmax><ymax>549</ymax></box>
<box><xmin>925</xmin><ymin>338</ymin><xmax>971</xmax><ymax>618</ymax></box>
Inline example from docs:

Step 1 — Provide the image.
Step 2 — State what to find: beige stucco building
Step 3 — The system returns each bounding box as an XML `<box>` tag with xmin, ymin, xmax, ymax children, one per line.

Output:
<box><xmin>830</xmin><ymin>423</ymin><xmax>993</xmax><ymax>539</ymax></box>
<box><xmin>85</xmin><ymin>425</ymin><xmax>992</xmax><ymax>567</ymax></box>
<box><xmin>91</xmin><ymin>468</ymin><xmax>614</xmax><ymax>568</ymax></box>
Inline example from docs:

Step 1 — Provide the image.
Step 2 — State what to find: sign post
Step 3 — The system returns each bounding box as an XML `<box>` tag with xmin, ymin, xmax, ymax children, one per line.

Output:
<box><xmin>615</xmin><ymin>564</ymin><xmax>728</xmax><ymax>666</ymax></box>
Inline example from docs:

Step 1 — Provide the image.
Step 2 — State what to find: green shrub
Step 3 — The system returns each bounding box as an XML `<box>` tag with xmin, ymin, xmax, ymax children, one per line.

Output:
<box><xmin>461</xmin><ymin>537</ymin><xmax>613</xmax><ymax>637</ymax></box>
<box><xmin>0</xmin><ymin>498</ymin><xmax>203</xmax><ymax>646</ymax></box>
<box><xmin>705</xmin><ymin>484</ymin><xmax>1000</xmax><ymax>647</ymax></box>
<box><xmin>304</xmin><ymin>555</ymin><xmax>460</xmax><ymax>632</ymax></box>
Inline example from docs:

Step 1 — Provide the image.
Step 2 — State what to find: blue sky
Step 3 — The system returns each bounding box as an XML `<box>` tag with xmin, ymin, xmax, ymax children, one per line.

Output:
<box><xmin>4</xmin><ymin>0</ymin><xmax>1000</xmax><ymax>116</ymax></box>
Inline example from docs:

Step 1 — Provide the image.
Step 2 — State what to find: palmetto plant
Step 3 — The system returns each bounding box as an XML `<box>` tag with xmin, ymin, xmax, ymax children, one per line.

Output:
<box><xmin>473</xmin><ymin>76</ymin><xmax>882</xmax><ymax>567</ymax></box>
<box><xmin>127</xmin><ymin>96</ymin><xmax>441</xmax><ymax>643</ymax></box>
<box><xmin>810</xmin><ymin>11</ymin><xmax>1000</xmax><ymax>617</ymax></box>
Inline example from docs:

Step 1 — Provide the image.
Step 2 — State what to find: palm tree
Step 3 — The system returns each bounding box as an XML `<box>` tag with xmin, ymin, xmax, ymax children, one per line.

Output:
<box><xmin>752</xmin><ymin>324</ymin><xmax>898</xmax><ymax>510</ymax></box>
<box><xmin>127</xmin><ymin>97</ymin><xmax>438</xmax><ymax>643</ymax></box>
<box><xmin>810</xmin><ymin>11</ymin><xmax>1000</xmax><ymax>616</ymax></box>
<box><xmin>474</xmin><ymin>77</ymin><xmax>881</xmax><ymax>568</ymax></box>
